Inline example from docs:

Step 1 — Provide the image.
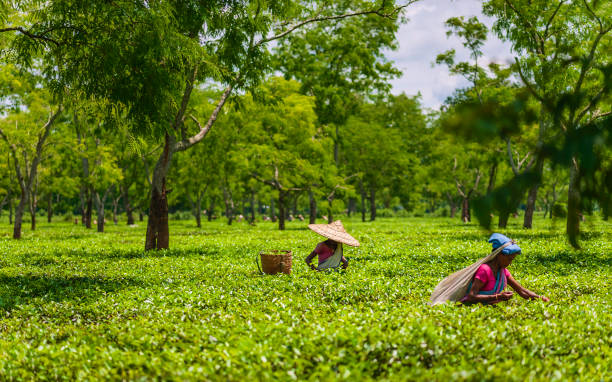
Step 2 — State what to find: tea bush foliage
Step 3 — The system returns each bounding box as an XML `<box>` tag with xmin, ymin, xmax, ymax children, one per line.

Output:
<box><xmin>0</xmin><ymin>217</ymin><xmax>610</xmax><ymax>380</ymax></box>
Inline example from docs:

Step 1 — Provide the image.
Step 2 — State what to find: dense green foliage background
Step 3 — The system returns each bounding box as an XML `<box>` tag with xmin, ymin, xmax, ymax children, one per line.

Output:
<box><xmin>0</xmin><ymin>217</ymin><xmax>609</xmax><ymax>380</ymax></box>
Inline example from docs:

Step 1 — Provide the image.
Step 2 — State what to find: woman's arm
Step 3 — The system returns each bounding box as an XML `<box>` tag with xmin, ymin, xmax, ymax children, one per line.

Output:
<box><xmin>305</xmin><ymin>251</ymin><xmax>317</xmax><ymax>270</ymax></box>
<box><xmin>463</xmin><ymin>278</ymin><xmax>514</xmax><ymax>304</ymax></box>
<box><xmin>507</xmin><ymin>274</ymin><xmax>550</xmax><ymax>301</ymax></box>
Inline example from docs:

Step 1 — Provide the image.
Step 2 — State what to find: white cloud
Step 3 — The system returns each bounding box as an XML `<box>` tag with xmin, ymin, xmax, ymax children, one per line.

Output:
<box><xmin>384</xmin><ymin>0</ymin><xmax>514</xmax><ymax>110</ymax></box>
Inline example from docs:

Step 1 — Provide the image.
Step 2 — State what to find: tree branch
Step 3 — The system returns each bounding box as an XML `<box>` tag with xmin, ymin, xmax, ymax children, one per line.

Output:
<box><xmin>0</xmin><ymin>26</ymin><xmax>60</xmax><ymax>46</ymax></box>
<box><xmin>576</xmin><ymin>86</ymin><xmax>607</xmax><ymax>124</ymax></box>
<box><xmin>254</xmin><ymin>1</ymin><xmax>416</xmax><ymax>47</ymax></box>
<box><xmin>172</xmin><ymin>65</ymin><xmax>198</xmax><ymax>137</ymax></box>
<box><xmin>173</xmin><ymin>78</ymin><xmax>237</xmax><ymax>152</ymax></box>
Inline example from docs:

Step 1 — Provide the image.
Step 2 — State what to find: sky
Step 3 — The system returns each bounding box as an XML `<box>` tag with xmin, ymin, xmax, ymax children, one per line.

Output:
<box><xmin>384</xmin><ymin>0</ymin><xmax>515</xmax><ymax>110</ymax></box>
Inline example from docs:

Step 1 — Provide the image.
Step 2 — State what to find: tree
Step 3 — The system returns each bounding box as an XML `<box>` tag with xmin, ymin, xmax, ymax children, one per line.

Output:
<box><xmin>5</xmin><ymin>0</ymin><xmax>413</xmax><ymax>249</ymax></box>
<box><xmin>484</xmin><ymin>0</ymin><xmax>612</xmax><ymax>246</ymax></box>
<box><xmin>238</xmin><ymin>77</ymin><xmax>325</xmax><ymax>230</ymax></box>
<box><xmin>0</xmin><ymin>62</ymin><xmax>63</xmax><ymax>238</ymax></box>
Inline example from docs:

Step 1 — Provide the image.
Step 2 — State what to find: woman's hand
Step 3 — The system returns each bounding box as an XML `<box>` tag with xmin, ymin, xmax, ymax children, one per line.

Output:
<box><xmin>539</xmin><ymin>295</ymin><xmax>550</xmax><ymax>302</ymax></box>
<box><xmin>497</xmin><ymin>291</ymin><xmax>514</xmax><ymax>301</ymax></box>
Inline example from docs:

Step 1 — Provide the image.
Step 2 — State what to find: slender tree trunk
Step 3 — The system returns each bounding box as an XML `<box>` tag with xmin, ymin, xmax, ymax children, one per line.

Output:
<box><xmin>28</xmin><ymin>177</ymin><xmax>38</xmax><ymax>231</ymax></box>
<box><xmin>112</xmin><ymin>196</ymin><xmax>119</xmax><ymax>225</ymax></box>
<box><xmin>0</xmin><ymin>194</ymin><xmax>6</xmax><ymax>219</ymax></box>
<box><xmin>327</xmin><ymin>198</ymin><xmax>334</xmax><ymax>223</ymax></box>
<box><xmin>278</xmin><ymin>189</ymin><xmax>285</xmax><ymax>230</ymax></box>
<box><xmin>13</xmin><ymin>190</ymin><xmax>27</xmax><ymax>239</ymax></box>
<box><xmin>487</xmin><ymin>162</ymin><xmax>497</xmax><ymax>193</ymax></box>
<box><xmin>29</xmin><ymin>188</ymin><xmax>37</xmax><ymax>231</ymax></box>
<box><xmin>85</xmin><ymin>188</ymin><xmax>93</xmax><ymax>229</ymax></box>
<box><xmin>567</xmin><ymin>159</ymin><xmax>581</xmax><ymax>246</ymax></box>
<box><xmin>145</xmin><ymin>134</ymin><xmax>174</xmax><ymax>250</ymax></box>
<box><xmin>47</xmin><ymin>193</ymin><xmax>53</xmax><ymax>223</ymax></box>
<box><xmin>446</xmin><ymin>192</ymin><xmax>457</xmax><ymax>218</ymax></box>
<box><xmin>309</xmin><ymin>190</ymin><xmax>316</xmax><ymax>224</ymax></box>
<box><xmin>79</xmin><ymin>187</ymin><xmax>86</xmax><ymax>225</ymax></box>
<box><xmin>139</xmin><ymin>211</ymin><xmax>144</xmax><ymax>222</ymax></box>
<box><xmin>250</xmin><ymin>191</ymin><xmax>256</xmax><ymax>224</ymax></box>
<box><xmin>523</xmin><ymin>184</ymin><xmax>539</xmax><ymax>229</ymax></box>
<box><xmin>122</xmin><ymin>185</ymin><xmax>135</xmax><ymax>225</ymax></box>
<box><xmin>498</xmin><ymin>212</ymin><xmax>509</xmax><ymax>228</ymax></box>
<box><xmin>334</xmin><ymin>124</ymin><xmax>339</xmax><ymax>165</ymax></box>
<box><xmin>360</xmin><ymin>180</ymin><xmax>366</xmax><ymax>222</ymax></box>
<box><xmin>348</xmin><ymin>198</ymin><xmax>356</xmax><ymax>217</ymax></box>
<box><xmin>222</xmin><ymin>185</ymin><xmax>234</xmax><ymax>225</ymax></box>
<box><xmin>369</xmin><ymin>186</ymin><xmax>376</xmax><ymax>222</ymax></box>
<box><xmin>270</xmin><ymin>197</ymin><xmax>276</xmax><ymax>222</ymax></box>
<box><xmin>461</xmin><ymin>197</ymin><xmax>470</xmax><ymax>223</ymax></box>
<box><xmin>9</xmin><ymin>196</ymin><xmax>13</xmax><ymax>225</ymax></box>
<box><xmin>95</xmin><ymin>193</ymin><xmax>105</xmax><ymax>233</ymax></box>
<box><xmin>195</xmin><ymin>194</ymin><xmax>202</xmax><ymax>228</ymax></box>
<box><xmin>207</xmin><ymin>200</ymin><xmax>215</xmax><ymax>221</ymax></box>
<box><xmin>523</xmin><ymin>159</ymin><xmax>544</xmax><ymax>229</ymax></box>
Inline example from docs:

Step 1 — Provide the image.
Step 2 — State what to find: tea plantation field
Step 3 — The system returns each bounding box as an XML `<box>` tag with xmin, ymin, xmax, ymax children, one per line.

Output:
<box><xmin>0</xmin><ymin>217</ymin><xmax>609</xmax><ymax>380</ymax></box>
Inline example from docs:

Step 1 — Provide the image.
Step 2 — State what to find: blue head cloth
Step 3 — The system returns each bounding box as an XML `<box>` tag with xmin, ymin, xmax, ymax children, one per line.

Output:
<box><xmin>488</xmin><ymin>233</ymin><xmax>521</xmax><ymax>255</ymax></box>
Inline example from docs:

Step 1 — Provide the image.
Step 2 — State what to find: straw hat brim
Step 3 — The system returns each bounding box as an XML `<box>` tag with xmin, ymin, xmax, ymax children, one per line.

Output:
<box><xmin>308</xmin><ymin>222</ymin><xmax>360</xmax><ymax>247</ymax></box>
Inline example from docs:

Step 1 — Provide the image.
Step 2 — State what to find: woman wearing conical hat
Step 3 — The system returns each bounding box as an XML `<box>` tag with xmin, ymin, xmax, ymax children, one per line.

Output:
<box><xmin>305</xmin><ymin>220</ymin><xmax>360</xmax><ymax>271</ymax></box>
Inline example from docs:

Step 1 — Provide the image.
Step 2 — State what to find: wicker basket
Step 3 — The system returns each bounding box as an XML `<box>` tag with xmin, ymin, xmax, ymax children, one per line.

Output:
<box><xmin>257</xmin><ymin>250</ymin><xmax>292</xmax><ymax>275</ymax></box>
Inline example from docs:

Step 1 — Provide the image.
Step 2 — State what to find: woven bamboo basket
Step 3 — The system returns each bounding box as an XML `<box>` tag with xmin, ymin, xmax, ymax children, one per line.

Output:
<box><xmin>257</xmin><ymin>250</ymin><xmax>292</xmax><ymax>275</ymax></box>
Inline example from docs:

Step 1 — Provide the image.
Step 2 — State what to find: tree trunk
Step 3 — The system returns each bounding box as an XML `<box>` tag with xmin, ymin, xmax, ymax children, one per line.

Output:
<box><xmin>270</xmin><ymin>197</ymin><xmax>276</xmax><ymax>222</ymax></box>
<box><xmin>13</xmin><ymin>190</ymin><xmax>27</xmax><ymax>239</ymax></box>
<box><xmin>567</xmin><ymin>159</ymin><xmax>581</xmax><ymax>246</ymax></box>
<box><xmin>446</xmin><ymin>193</ymin><xmax>457</xmax><ymax>218</ymax></box>
<box><xmin>95</xmin><ymin>194</ymin><xmax>105</xmax><ymax>233</ymax></box>
<box><xmin>348</xmin><ymin>198</ymin><xmax>356</xmax><ymax>217</ymax></box>
<box><xmin>523</xmin><ymin>184</ymin><xmax>539</xmax><ymax>229</ymax></box>
<box><xmin>0</xmin><ymin>194</ymin><xmax>6</xmax><ymax>218</ymax></box>
<box><xmin>461</xmin><ymin>197</ymin><xmax>470</xmax><ymax>223</ymax></box>
<box><xmin>122</xmin><ymin>185</ymin><xmax>135</xmax><ymax>225</ymax></box>
<box><xmin>498</xmin><ymin>211</ymin><xmax>509</xmax><ymax>228</ymax></box>
<box><xmin>195</xmin><ymin>195</ymin><xmax>202</xmax><ymax>228</ymax></box>
<box><xmin>327</xmin><ymin>198</ymin><xmax>333</xmax><ymax>223</ymax></box>
<box><xmin>29</xmin><ymin>180</ymin><xmax>38</xmax><ymax>231</ymax></box>
<box><xmin>207</xmin><ymin>200</ymin><xmax>215</xmax><ymax>221</ymax></box>
<box><xmin>250</xmin><ymin>191</ymin><xmax>256</xmax><ymax>224</ymax></box>
<box><xmin>79</xmin><ymin>187</ymin><xmax>86</xmax><ymax>225</ymax></box>
<box><xmin>278</xmin><ymin>189</ymin><xmax>285</xmax><ymax>230</ymax></box>
<box><xmin>360</xmin><ymin>180</ymin><xmax>366</xmax><ymax>222</ymax></box>
<box><xmin>47</xmin><ymin>193</ymin><xmax>53</xmax><ymax>223</ymax></box>
<box><xmin>309</xmin><ymin>190</ymin><xmax>316</xmax><ymax>224</ymax></box>
<box><xmin>145</xmin><ymin>134</ymin><xmax>173</xmax><ymax>250</ymax></box>
<box><xmin>222</xmin><ymin>185</ymin><xmax>234</xmax><ymax>225</ymax></box>
<box><xmin>487</xmin><ymin>162</ymin><xmax>497</xmax><ymax>193</ymax></box>
<box><xmin>9</xmin><ymin>196</ymin><xmax>13</xmax><ymax>225</ymax></box>
<box><xmin>369</xmin><ymin>186</ymin><xmax>376</xmax><ymax>222</ymax></box>
<box><xmin>85</xmin><ymin>189</ymin><xmax>92</xmax><ymax>229</ymax></box>
<box><xmin>334</xmin><ymin>124</ymin><xmax>339</xmax><ymax>165</ymax></box>
<box><xmin>112</xmin><ymin>196</ymin><xmax>119</xmax><ymax>225</ymax></box>
<box><xmin>139</xmin><ymin>211</ymin><xmax>144</xmax><ymax>222</ymax></box>
<box><xmin>523</xmin><ymin>159</ymin><xmax>544</xmax><ymax>229</ymax></box>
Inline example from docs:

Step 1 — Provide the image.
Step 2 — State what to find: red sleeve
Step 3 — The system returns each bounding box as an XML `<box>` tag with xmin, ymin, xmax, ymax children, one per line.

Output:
<box><xmin>314</xmin><ymin>243</ymin><xmax>323</xmax><ymax>255</ymax></box>
<box><xmin>504</xmin><ymin>268</ymin><xmax>512</xmax><ymax>278</ymax></box>
<box><xmin>474</xmin><ymin>264</ymin><xmax>492</xmax><ymax>284</ymax></box>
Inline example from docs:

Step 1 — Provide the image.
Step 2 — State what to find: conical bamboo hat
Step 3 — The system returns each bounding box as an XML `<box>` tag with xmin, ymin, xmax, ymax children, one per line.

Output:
<box><xmin>308</xmin><ymin>220</ymin><xmax>360</xmax><ymax>247</ymax></box>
